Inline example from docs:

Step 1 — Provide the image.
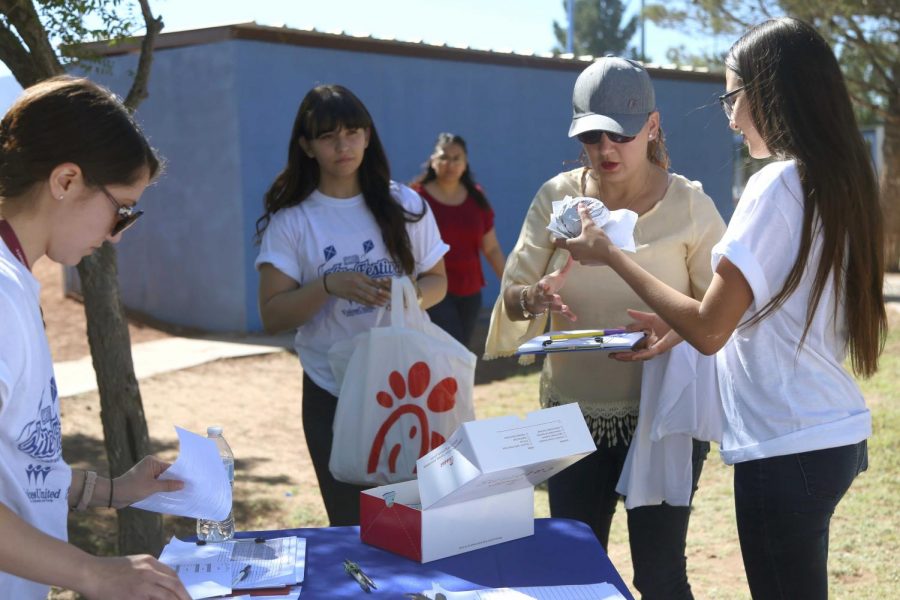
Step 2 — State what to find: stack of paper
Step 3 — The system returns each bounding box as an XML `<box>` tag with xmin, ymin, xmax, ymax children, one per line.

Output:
<box><xmin>131</xmin><ymin>427</ymin><xmax>232</xmax><ymax>521</ymax></box>
<box><xmin>547</xmin><ymin>195</ymin><xmax>638</xmax><ymax>252</ymax></box>
<box><xmin>159</xmin><ymin>536</ymin><xmax>306</xmax><ymax>600</ymax></box>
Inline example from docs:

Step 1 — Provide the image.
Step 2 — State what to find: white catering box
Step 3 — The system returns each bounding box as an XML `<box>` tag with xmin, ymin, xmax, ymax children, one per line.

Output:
<box><xmin>360</xmin><ymin>403</ymin><xmax>595</xmax><ymax>562</ymax></box>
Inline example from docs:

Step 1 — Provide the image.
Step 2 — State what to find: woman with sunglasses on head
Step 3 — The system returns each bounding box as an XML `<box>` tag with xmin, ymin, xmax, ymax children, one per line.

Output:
<box><xmin>410</xmin><ymin>133</ymin><xmax>505</xmax><ymax>347</ymax></box>
<box><xmin>485</xmin><ymin>57</ymin><xmax>725</xmax><ymax>598</ymax></box>
<box><xmin>255</xmin><ymin>85</ymin><xmax>448</xmax><ymax>527</ymax></box>
<box><xmin>559</xmin><ymin>19</ymin><xmax>885</xmax><ymax>599</ymax></box>
<box><xmin>0</xmin><ymin>76</ymin><xmax>189</xmax><ymax>600</ymax></box>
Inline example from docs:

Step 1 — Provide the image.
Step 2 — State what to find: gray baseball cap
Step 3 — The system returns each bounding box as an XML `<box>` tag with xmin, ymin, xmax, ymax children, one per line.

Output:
<box><xmin>568</xmin><ymin>57</ymin><xmax>656</xmax><ymax>138</ymax></box>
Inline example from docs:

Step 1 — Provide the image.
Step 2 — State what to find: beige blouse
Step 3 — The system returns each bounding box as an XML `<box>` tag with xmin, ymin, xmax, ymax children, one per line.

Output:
<box><xmin>484</xmin><ymin>168</ymin><xmax>726</xmax><ymax>445</ymax></box>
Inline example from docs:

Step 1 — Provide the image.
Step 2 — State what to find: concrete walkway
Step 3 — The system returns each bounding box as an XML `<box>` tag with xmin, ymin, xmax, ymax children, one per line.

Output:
<box><xmin>55</xmin><ymin>334</ymin><xmax>292</xmax><ymax>398</ymax></box>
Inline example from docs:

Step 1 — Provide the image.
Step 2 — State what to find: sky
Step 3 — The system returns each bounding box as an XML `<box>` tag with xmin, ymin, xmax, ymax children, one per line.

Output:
<box><xmin>0</xmin><ymin>0</ymin><xmax>725</xmax><ymax>85</ymax></box>
<box><xmin>136</xmin><ymin>0</ymin><xmax>721</xmax><ymax>63</ymax></box>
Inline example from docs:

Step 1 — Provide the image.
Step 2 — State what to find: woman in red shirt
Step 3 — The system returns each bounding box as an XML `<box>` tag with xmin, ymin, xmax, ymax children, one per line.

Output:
<box><xmin>412</xmin><ymin>133</ymin><xmax>505</xmax><ymax>347</ymax></box>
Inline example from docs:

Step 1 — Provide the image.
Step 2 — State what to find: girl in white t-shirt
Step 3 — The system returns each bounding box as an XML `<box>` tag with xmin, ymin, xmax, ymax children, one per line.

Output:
<box><xmin>0</xmin><ymin>78</ymin><xmax>189</xmax><ymax>600</ymax></box>
<box><xmin>255</xmin><ymin>84</ymin><xmax>448</xmax><ymax>526</ymax></box>
<box><xmin>557</xmin><ymin>18</ymin><xmax>885</xmax><ymax>599</ymax></box>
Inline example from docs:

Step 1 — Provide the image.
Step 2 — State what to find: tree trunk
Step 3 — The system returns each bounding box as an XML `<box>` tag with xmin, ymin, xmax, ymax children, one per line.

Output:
<box><xmin>881</xmin><ymin>101</ymin><xmax>900</xmax><ymax>272</ymax></box>
<box><xmin>76</xmin><ymin>244</ymin><xmax>164</xmax><ymax>556</ymax></box>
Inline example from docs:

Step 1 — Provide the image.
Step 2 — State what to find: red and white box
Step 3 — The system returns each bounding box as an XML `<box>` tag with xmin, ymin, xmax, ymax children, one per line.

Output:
<box><xmin>360</xmin><ymin>403</ymin><xmax>595</xmax><ymax>562</ymax></box>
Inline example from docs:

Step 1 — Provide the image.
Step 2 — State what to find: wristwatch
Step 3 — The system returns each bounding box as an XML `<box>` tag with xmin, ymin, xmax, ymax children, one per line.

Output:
<box><xmin>519</xmin><ymin>285</ymin><xmax>546</xmax><ymax>320</ymax></box>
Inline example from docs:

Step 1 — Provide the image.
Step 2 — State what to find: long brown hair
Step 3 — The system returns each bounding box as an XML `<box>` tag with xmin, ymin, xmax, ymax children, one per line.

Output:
<box><xmin>0</xmin><ymin>76</ymin><xmax>161</xmax><ymax>201</ymax></box>
<box><xmin>727</xmin><ymin>18</ymin><xmax>886</xmax><ymax>377</ymax></box>
<box><xmin>255</xmin><ymin>84</ymin><xmax>423</xmax><ymax>274</ymax></box>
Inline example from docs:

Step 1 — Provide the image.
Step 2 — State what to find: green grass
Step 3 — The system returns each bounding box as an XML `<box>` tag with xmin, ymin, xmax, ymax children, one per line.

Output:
<box><xmin>473</xmin><ymin>317</ymin><xmax>900</xmax><ymax>598</ymax></box>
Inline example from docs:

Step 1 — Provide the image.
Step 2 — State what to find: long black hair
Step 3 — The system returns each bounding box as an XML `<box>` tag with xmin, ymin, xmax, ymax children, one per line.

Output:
<box><xmin>727</xmin><ymin>17</ymin><xmax>885</xmax><ymax>377</ymax></box>
<box><xmin>255</xmin><ymin>84</ymin><xmax>424</xmax><ymax>275</ymax></box>
<box><xmin>412</xmin><ymin>132</ymin><xmax>491</xmax><ymax>210</ymax></box>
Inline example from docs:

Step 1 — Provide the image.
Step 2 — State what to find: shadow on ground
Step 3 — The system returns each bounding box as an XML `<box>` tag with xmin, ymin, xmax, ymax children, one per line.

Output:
<box><xmin>468</xmin><ymin>313</ymin><xmax>544</xmax><ymax>385</ymax></box>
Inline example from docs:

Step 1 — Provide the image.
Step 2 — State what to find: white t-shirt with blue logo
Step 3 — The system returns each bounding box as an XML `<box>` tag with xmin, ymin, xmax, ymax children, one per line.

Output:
<box><xmin>0</xmin><ymin>242</ymin><xmax>72</xmax><ymax>599</ymax></box>
<box><xmin>255</xmin><ymin>182</ymin><xmax>449</xmax><ymax>394</ymax></box>
<box><xmin>712</xmin><ymin>160</ymin><xmax>870</xmax><ymax>464</ymax></box>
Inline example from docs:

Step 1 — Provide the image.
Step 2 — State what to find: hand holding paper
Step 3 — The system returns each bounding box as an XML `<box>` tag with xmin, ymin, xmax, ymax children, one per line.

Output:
<box><xmin>554</xmin><ymin>201</ymin><xmax>636</xmax><ymax>266</ymax></box>
<box><xmin>113</xmin><ymin>455</ymin><xmax>184</xmax><ymax>508</ymax></box>
<box><xmin>547</xmin><ymin>196</ymin><xmax>637</xmax><ymax>253</ymax></box>
<box><xmin>130</xmin><ymin>427</ymin><xmax>232</xmax><ymax>520</ymax></box>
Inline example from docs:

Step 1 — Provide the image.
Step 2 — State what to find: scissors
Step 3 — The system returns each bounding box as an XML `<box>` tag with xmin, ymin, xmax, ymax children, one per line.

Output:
<box><xmin>344</xmin><ymin>559</ymin><xmax>377</xmax><ymax>593</ymax></box>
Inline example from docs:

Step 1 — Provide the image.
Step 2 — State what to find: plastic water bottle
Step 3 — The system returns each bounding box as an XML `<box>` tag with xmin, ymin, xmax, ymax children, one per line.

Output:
<box><xmin>196</xmin><ymin>426</ymin><xmax>235</xmax><ymax>541</ymax></box>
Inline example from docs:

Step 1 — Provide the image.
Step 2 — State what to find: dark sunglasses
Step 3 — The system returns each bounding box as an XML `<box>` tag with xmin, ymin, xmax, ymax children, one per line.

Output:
<box><xmin>576</xmin><ymin>130</ymin><xmax>637</xmax><ymax>145</ymax></box>
<box><xmin>100</xmin><ymin>186</ymin><xmax>144</xmax><ymax>236</ymax></box>
<box><xmin>718</xmin><ymin>86</ymin><xmax>746</xmax><ymax>120</ymax></box>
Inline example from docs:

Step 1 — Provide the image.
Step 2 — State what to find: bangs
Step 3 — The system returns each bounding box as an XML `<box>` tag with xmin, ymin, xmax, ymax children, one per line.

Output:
<box><xmin>302</xmin><ymin>88</ymin><xmax>372</xmax><ymax>139</ymax></box>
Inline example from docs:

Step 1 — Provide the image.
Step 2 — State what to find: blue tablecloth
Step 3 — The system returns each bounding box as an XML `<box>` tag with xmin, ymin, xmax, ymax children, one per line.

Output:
<box><xmin>236</xmin><ymin>517</ymin><xmax>633</xmax><ymax>598</ymax></box>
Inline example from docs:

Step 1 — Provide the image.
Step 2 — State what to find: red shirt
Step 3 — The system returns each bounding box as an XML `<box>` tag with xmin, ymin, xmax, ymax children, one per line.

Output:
<box><xmin>413</xmin><ymin>184</ymin><xmax>494</xmax><ymax>296</ymax></box>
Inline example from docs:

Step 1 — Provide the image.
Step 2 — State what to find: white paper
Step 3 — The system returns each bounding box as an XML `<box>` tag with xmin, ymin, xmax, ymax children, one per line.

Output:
<box><xmin>547</xmin><ymin>195</ymin><xmax>637</xmax><ymax>252</ymax></box>
<box><xmin>159</xmin><ymin>537</ymin><xmax>231</xmax><ymax>600</ymax></box>
<box><xmin>159</xmin><ymin>535</ymin><xmax>305</xmax><ymax>600</ymax></box>
<box><xmin>422</xmin><ymin>582</ymin><xmax>626</xmax><ymax>599</ymax></box>
<box><xmin>231</xmin><ymin>536</ymin><xmax>306</xmax><ymax>588</ymax></box>
<box><xmin>131</xmin><ymin>426</ymin><xmax>232</xmax><ymax>520</ymax></box>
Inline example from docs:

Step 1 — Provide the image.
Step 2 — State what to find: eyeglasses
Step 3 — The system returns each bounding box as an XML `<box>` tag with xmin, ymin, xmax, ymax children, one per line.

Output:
<box><xmin>100</xmin><ymin>186</ymin><xmax>144</xmax><ymax>236</ymax></box>
<box><xmin>576</xmin><ymin>130</ymin><xmax>637</xmax><ymax>145</ymax></box>
<box><xmin>719</xmin><ymin>86</ymin><xmax>746</xmax><ymax>120</ymax></box>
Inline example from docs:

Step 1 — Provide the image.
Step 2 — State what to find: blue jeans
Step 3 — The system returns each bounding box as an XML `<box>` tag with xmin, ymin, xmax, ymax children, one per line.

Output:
<box><xmin>734</xmin><ymin>441</ymin><xmax>868</xmax><ymax>599</ymax></box>
<box><xmin>548</xmin><ymin>437</ymin><xmax>709</xmax><ymax>599</ymax></box>
<box><xmin>426</xmin><ymin>290</ymin><xmax>482</xmax><ymax>348</ymax></box>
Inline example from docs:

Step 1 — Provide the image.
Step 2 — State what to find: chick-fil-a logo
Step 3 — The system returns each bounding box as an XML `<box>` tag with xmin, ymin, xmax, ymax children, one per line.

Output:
<box><xmin>367</xmin><ymin>362</ymin><xmax>457</xmax><ymax>476</ymax></box>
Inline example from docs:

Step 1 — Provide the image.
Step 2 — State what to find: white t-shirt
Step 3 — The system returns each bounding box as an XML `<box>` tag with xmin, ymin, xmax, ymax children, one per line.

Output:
<box><xmin>255</xmin><ymin>182</ymin><xmax>448</xmax><ymax>394</ymax></box>
<box><xmin>0</xmin><ymin>242</ymin><xmax>72</xmax><ymax>599</ymax></box>
<box><xmin>712</xmin><ymin>160</ymin><xmax>870</xmax><ymax>464</ymax></box>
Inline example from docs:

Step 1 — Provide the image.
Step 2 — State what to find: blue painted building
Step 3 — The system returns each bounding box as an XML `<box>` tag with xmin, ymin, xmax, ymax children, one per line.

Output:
<box><xmin>75</xmin><ymin>23</ymin><xmax>732</xmax><ymax>333</ymax></box>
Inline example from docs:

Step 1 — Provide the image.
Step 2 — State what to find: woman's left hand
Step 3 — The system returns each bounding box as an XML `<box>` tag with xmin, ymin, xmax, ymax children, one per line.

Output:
<box><xmin>610</xmin><ymin>310</ymin><xmax>681</xmax><ymax>362</ymax></box>
<box><xmin>113</xmin><ymin>456</ymin><xmax>184</xmax><ymax>509</ymax></box>
<box><xmin>552</xmin><ymin>202</ymin><xmax>616</xmax><ymax>266</ymax></box>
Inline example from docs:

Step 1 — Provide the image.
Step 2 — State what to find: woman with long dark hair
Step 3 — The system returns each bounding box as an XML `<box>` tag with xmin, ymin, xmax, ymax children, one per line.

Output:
<box><xmin>255</xmin><ymin>84</ymin><xmax>448</xmax><ymax>526</ymax></box>
<box><xmin>559</xmin><ymin>18</ymin><xmax>885</xmax><ymax>598</ymax></box>
<box><xmin>411</xmin><ymin>133</ymin><xmax>505</xmax><ymax>346</ymax></box>
<box><xmin>0</xmin><ymin>76</ymin><xmax>188</xmax><ymax>599</ymax></box>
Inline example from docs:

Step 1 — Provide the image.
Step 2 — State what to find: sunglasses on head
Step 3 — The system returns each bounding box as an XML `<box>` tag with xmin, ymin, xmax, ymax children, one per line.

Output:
<box><xmin>100</xmin><ymin>186</ymin><xmax>144</xmax><ymax>236</ymax></box>
<box><xmin>576</xmin><ymin>130</ymin><xmax>638</xmax><ymax>145</ymax></box>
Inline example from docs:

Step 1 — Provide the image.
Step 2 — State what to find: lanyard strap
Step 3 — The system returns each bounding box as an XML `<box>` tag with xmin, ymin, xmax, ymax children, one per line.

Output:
<box><xmin>0</xmin><ymin>219</ymin><xmax>30</xmax><ymax>270</ymax></box>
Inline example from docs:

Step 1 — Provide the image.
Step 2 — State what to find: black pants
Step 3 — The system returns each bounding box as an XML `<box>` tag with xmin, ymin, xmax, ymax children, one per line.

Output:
<box><xmin>426</xmin><ymin>290</ymin><xmax>482</xmax><ymax>348</ymax></box>
<box><xmin>301</xmin><ymin>373</ymin><xmax>366</xmax><ymax>526</ymax></box>
<box><xmin>734</xmin><ymin>441</ymin><xmax>868</xmax><ymax>599</ymax></box>
<box><xmin>548</xmin><ymin>437</ymin><xmax>709</xmax><ymax>600</ymax></box>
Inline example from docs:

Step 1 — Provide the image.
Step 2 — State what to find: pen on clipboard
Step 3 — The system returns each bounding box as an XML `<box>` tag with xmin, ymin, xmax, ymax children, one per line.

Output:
<box><xmin>548</xmin><ymin>329</ymin><xmax>626</xmax><ymax>341</ymax></box>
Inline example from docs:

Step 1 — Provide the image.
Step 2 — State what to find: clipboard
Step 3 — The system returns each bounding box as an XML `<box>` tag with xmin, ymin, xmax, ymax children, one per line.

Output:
<box><xmin>516</xmin><ymin>330</ymin><xmax>646</xmax><ymax>356</ymax></box>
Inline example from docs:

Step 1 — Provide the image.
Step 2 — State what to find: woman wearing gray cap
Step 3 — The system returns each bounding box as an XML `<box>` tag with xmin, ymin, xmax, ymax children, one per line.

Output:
<box><xmin>485</xmin><ymin>57</ymin><xmax>725</xmax><ymax>598</ymax></box>
<box><xmin>559</xmin><ymin>19</ymin><xmax>883</xmax><ymax>599</ymax></box>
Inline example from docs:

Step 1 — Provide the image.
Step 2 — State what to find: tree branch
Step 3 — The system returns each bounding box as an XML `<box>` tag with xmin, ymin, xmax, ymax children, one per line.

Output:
<box><xmin>838</xmin><ymin>16</ymin><xmax>896</xmax><ymax>89</ymax></box>
<box><xmin>123</xmin><ymin>0</ymin><xmax>163</xmax><ymax>111</ymax></box>
<box><xmin>0</xmin><ymin>17</ymin><xmax>39</xmax><ymax>86</ymax></box>
<box><xmin>0</xmin><ymin>0</ymin><xmax>61</xmax><ymax>78</ymax></box>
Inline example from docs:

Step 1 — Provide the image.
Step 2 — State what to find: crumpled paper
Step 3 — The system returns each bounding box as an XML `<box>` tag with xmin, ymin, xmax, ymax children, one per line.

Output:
<box><xmin>547</xmin><ymin>195</ymin><xmax>638</xmax><ymax>252</ymax></box>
